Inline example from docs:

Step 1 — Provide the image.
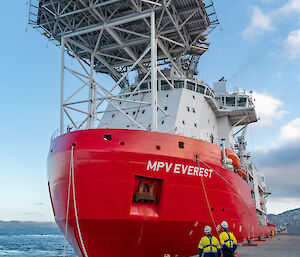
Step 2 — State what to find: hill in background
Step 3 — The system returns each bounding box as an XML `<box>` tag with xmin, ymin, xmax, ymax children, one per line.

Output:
<box><xmin>268</xmin><ymin>207</ymin><xmax>300</xmax><ymax>227</ymax></box>
<box><xmin>0</xmin><ymin>220</ymin><xmax>56</xmax><ymax>228</ymax></box>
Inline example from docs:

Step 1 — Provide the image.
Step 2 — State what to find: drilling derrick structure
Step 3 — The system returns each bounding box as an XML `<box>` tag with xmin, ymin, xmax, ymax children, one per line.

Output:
<box><xmin>28</xmin><ymin>0</ymin><xmax>219</xmax><ymax>134</ymax></box>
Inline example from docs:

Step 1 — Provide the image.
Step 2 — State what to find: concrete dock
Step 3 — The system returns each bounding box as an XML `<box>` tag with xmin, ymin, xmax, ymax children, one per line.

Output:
<box><xmin>237</xmin><ymin>234</ymin><xmax>300</xmax><ymax>257</ymax></box>
<box><xmin>191</xmin><ymin>234</ymin><xmax>300</xmax><ymax>257</ymax></box>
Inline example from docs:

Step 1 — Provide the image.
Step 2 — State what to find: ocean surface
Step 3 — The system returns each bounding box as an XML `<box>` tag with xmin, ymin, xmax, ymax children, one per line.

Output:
<box><xmin>0</xmin><ymin>226</ymin><xmax>76</xmax><ymax>257</ymax></box>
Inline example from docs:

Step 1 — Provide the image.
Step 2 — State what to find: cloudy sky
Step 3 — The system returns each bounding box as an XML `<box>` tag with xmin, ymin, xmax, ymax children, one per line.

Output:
<box><xmin>0</xmin><ymin>1</ymin><xmax>300</xmax><ymax>221</ymax></box>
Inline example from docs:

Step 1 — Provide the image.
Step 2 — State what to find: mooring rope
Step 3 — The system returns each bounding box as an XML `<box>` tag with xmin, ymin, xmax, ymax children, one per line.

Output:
<box><xmin>63</xmin><ymin>145</ymin><xmax>89</xmax><ymax>257</ymax></box>
<box><xmin>196</xmin><ymin>161</ymin><xmax>219</xmax><ymax>236</ymax></box>
<box><xmin>71</xmin><ymin>145</ymin><xmax>89</xmax><ymax>257</ymax></box>
<box><xmin>197</xmin><ymin>159</ymin><xmax>255</xmax><ymax>217</ymax></box>
<box><xmin>62</xmin><ymin>145</ymin><xmax>74</xmax><ymax>257</ymax></box>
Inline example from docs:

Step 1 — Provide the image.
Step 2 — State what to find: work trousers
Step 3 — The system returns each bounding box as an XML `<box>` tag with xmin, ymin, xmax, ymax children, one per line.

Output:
<box><xmin>222</xmin><ymin>251</ymin><xmax>234</xmax><ymax>257</ymax></box>
<box><xmin>203</xmin><ymin>253</ymin><xmax>218</xmax><ymax>257</ymax></box>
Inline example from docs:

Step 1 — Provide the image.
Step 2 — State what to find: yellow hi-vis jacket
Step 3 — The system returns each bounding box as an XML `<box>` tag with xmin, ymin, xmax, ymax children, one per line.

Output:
<box><xmin>219</xmin><ymin>231</ymin><xmax>237</xmax><ymax>248</ymax></box>
<box><xmin>198</xmin><ymin>234</ymin><xmax>221</xmax><ymax>254</ymax></box>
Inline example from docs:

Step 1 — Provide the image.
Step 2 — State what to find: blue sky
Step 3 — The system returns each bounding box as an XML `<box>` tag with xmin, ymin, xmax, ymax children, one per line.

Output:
<box><xmin>1</xmin><ymin>1</ymin><xmax>300</xmax><ymax>222</ymax></box>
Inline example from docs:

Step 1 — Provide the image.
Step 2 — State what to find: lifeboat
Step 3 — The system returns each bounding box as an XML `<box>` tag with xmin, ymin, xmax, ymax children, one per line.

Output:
<box><xmin>236</xmin><ymin>168</ymin><xmax>248</xmax><ymax>181</ymax></box>
<box><xmin>225</xmin><ymin>149</ymin><xmax>241</xmax><ymax>169</ymax></box>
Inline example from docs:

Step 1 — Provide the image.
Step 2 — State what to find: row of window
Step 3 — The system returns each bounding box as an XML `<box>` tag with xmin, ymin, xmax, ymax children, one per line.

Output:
<box><xmin>182</xmin><ymin>120</ymin><xmax>198</xmax><ymax>128</ymax></box>
<box><xmin>215</xmin><ymin>96</ymin><xmax>248</xmax><ymax>107</ymax></box>
<box><xmin>137</xmin><ymin>80</ymin><xmax>214</xmax><ymax>97</ymax></box>
<box><xmin>186</xmin><ymin>106</ymin><xmax>196</xmax><ymax>113</ymax></box>
<box><xmin>112</xmin><ymin>109</ymin><xmax>146</xmax><ymax>118</ymax></box>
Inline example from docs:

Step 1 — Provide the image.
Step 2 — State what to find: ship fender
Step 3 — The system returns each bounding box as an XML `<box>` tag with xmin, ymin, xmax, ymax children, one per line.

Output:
<box><xmin>225</xmin><ymin>149</ymin><xmax>242</xmax><ymax>169</ymax></box>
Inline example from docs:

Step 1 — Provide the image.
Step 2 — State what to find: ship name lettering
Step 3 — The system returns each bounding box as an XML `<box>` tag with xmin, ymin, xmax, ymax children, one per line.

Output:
<box><xmin>146</xmin><ymin>160</ymin><xmax>213</xmax><ymax>179</ymax></box>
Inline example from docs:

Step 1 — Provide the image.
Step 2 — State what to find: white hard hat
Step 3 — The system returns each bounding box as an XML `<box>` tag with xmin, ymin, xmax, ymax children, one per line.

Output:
<box><xmin>221</xmin><ymin>221</ymin><xmax>228</xmax><ymax>229</ymax></box>
<box><xmin>204</xmin><ymin>226</ymin><xmax>212</xmax><ymax>233</ymax></box>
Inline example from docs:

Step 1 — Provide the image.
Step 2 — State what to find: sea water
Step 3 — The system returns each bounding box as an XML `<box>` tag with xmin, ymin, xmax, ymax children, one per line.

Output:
<box><xmin>0</xmin><ymin>227</ymin><xmax>76</xmax><ymax>257</ymax></box>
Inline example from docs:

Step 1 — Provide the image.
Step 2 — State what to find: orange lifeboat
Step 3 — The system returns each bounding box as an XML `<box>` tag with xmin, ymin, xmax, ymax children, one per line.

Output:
<box><xmin>236</xmin><ymin>169</ymin><xmax>248</xmax><ymax>181</ymax></box>
<box><xmin>225</xmin><ymin>149</ymin><xmax>241</xmax><ymax>169</ymax></box>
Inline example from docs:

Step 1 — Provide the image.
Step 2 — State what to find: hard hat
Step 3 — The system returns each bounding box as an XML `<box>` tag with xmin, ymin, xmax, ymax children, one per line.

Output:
<box><xmin>221</xmin><ymin>221</ymin><xmax>228</xmax><ymax>229</ymax></box>
<box><xmin>204</xmin><ymin>226</ymin><xmax>212</xmax><ymax>233</ymax></box>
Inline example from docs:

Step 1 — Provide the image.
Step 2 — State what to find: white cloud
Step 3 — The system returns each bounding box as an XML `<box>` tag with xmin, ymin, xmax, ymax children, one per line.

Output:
<box><xmin>285</xmin><ymin>29</ymin><xmax>300</xmax><ymax>58</ymax></box>
<box><xmin>267</xmin><ymin>197</ymin><xmax>300</xmax><ymax>214</ymax></box>
<box><xmin>243</xmin><ymin>0</ymin><xmax>300</xmax><ymax>41</ymax></box>
<box><xmin>243</xmin><ymin>7</ymin><xmax>274</xmax><ymax>39</ymax></box>
<box><xmin>252</xmin><ymin>92</ymin><xmax>288</xmax><ymax>126</ymax></box>
<box><xmin>279</xmin><ymin>118</ymin><xmax>300</xmax><ymax>141</ymax></box>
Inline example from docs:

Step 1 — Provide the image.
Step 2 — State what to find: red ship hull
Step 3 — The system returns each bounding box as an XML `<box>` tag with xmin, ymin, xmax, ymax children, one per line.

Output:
<box><xmin>47</xmin><ymin>129</ymin><xmax>275</xmax><ymax>257</ymax></box>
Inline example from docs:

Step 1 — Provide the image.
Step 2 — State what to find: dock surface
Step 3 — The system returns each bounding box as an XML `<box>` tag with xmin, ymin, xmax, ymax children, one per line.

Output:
<box><xmin>191</xmin><ymin>234</ymin><xmax>300</xmax><ymax>257</ymax></box>
<box><xmin>237</xmin><ymin>234</ymin><xmax>300</xmax><ymax>257</ymax></box>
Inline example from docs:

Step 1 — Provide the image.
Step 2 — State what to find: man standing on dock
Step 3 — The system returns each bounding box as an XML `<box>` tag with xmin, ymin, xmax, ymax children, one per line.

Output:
<box><xmin>219</xmin><ymin>221</ymin><xmax>237</xmax><ymax>257</ymax></box>
<box><xmin>198</xmin><ymin>226</ymin><xmax>221</xmax><ymax>257</ymax></box>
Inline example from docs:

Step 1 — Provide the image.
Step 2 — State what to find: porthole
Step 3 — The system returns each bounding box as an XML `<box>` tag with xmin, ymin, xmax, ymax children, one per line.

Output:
<box><xmin>133</xmin><ymin>111</ymin><xmax>136</xmax><ymax>115</ymax></box>
<box><xmin>164</xmin><ymin>106</ymin><xmax>168</xmax><ymax>111</ymax></box>
<box><xmin>162</xmin><ymin>120</ymin><xmax>165</xmax><ymax>124</ymax></box>
<box><xmin>179</xmin><ymin>141</ymin><xmax>184</xmax><ymax>148</ymax></box>
<box><xmin>112</xmin><ymin>114</ymin><xmax>115</xmax><ymax>118</ymax></box>
<box><xmin>120</xmin><ymin>141</ymin><xmax>125</xmax><ymax>145</ymax></box>
<box><xmin>126</xmin><ymin>112</ymin><xmax>129</xmax><ymax>115</ymax></box>
<box><xmin>142</xmin><ymin>110</ymin><xmax>145</xmax><ymax>114</ymax></box>
<box><xmin>192</xmin><ymin>108</ymin><xmax>196</xmax><ymax>113</ymax></box>
<box><xmin>193</xmin><ymin>95</ymin><xmax>195</xmax><ymax>99</ymax></box>
<box><xmin>119</xmin><ymin>102</ymin><xmax>122</xmax><ymax>105</ymax></box>
<box><xmin>182</xmin><ymin>120</ymin><xmax>185</xmax><ymax>125</ymax></box>
<box><xmin>156</xmin><ymin>146</ymin><xmax>161</xmax><ymax>150</ymax></box>
<box><xmin>166</xmin><ymin>94</ymin><xmax>169</xmax><ymax>97</ymax></box>
<box><xmin>104</xmin><ymin>135</ymin><xmax>112</xmax><ymax>141</ymax></box>
<box><xmin>194</xmin><ymin>123</ymin><xmax>197</xmax><ymax>128</ymax></box>
<box><xmin>186</xmin><ymin>107</ymin><xmax>190</xmax><ymax>112</ymax></box>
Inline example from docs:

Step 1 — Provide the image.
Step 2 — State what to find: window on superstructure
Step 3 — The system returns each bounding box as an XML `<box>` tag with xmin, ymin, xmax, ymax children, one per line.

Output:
<box><xmin>164</xmin><ymin>106</ymin><xmax>168</xmax><ymax>111</ymax></box>
<box><xmin>149</xmin><ymin>82</ymin><xmax>160</xmax><ymax>91</ymax></box>
<box><xmin>162</xmin><ymin>120</ymin><xmax>165</xmax><ymax>125</ymax></box>
<box><xmin>196</xmin><ymin>85</ymin><xmax>205</xmax><ymax>94</ymax></box>
<box><xmin>187</xmin><ymin>82</ymin><xmax>195</xmax><ymax>91</ymax></box>
<box><xmin>140</xmin><ymin>82</ymin><xmax>148</xmax><ymax>90</ymax></box>
<box><xmin>194</xmin><ymin>123</ymin><xmax>198</xmax><ymax>128</ymax></box>
<box><xmin>142</xmin><ymin>110</ymin><xmax>145</xmax><ymax>114</ymax></box>
<box><xmin>133</xmin><ymin>111</ymin><xmax>136</xmax><ymax>115</ymax></box>
<box><xmin>161</xmin><ymin>80</ymin><xmax>172</xmax><ymax>90</ymax></box>
<box><xmin>186</xmin><ymin>107</ymin><xmax>190</xmax><ymax>112</ymax></box>
<box><xmin>238</xmin><ymin>97</ymin><xmax>247</xmax><ymax>107</ymax></box>
<box><xmin>226</xmin><ymin>97</ymin><xmax>235</xmax><ymax>107</ymax></box>
<box><xmin>174</xmin><ymin>80</ymin><xmax>184</xmax><ymax>88</ymax></box>
<box><xmin>206</xmin><ymin>89</ymin><xmax>211</xmax><ymax>96</ymax></box>
<box><xmin>112</xmin><ymin>114</ymin><xmax>115</xmax><ymax>118</ymax></box>
<box><xmin>192</xmin><ymin>108</ymin><xmax>196</xmax><ymax>113</ymax></box>
<box><xmin>182</xmin><ymin>120</ymin><xmax>185</xmax><ymax>125</ymax></box>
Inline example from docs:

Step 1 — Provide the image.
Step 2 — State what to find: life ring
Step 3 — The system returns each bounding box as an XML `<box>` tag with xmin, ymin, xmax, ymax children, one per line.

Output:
<box><xmin>225</xmin><ymin>149</ymin><xmax>241</xmax><ymax>169</ymax></box>
<box><xmin>236</xmin><ymin>169</ymin><xmax>248</xmax><ymax>180</ymax></box>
